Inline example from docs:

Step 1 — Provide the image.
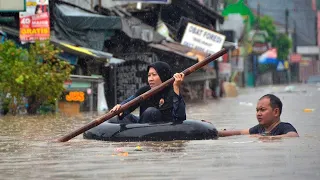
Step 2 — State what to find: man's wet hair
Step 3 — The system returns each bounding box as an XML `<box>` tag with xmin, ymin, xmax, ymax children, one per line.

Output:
<box><xmin>259</xmin><ymin>94</ymin><xmax>282</xmax><ymax>115</ymax></box>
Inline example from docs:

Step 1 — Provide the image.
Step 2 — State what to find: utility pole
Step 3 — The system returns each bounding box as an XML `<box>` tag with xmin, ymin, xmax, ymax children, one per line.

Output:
<box><xmin>316</xmin><ymin>12</ymin><xmax>318</xmax><ymax>47</ymax></box>
<box><xmin>253</xmin><ymin>2</ymin><xmax>260</xmax><ymax>87</ymax></box>
<box><xmin>285</xmin><ymin>8</ymin><xmax>289</xmax><ymax>35</ymax></box>
<box><xmin>256</xmin><ymin>2</ymin><xmax>260</xmax><ymax>30</ymax></box>
<box><xmin>293</xmin><ymin>20</ymin><xmax>297</xmax><ymax>53</ymax></box>
<box><xmin>285</xmin><ymin>8</ymin><xmax>291</xmax><ymax>84</ymax></box>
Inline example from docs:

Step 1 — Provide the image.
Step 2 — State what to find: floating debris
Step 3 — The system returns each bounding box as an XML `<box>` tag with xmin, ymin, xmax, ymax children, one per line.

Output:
<box><xmin>117</xmin><ymin>152</ymin><xmax>128</xmax><ymax>157</ymax></box>
<box><xmin>284</xmin><ymin>85</ymin><xmax>295</xmax><ymax>92</ymax></box>
<box><xmin>112</xmin><ymin>152</ymin><xmax>129</xmax><ymax>157</ymax></box>
<box><xmin>239</xmin><ymin>102</ymin><xmax>253</xmax><ymax>106</ymax></box>
<box><xmin>303</xmin><ymin>108</ymin><xmax>315</xmax><ymax>113</ymax></box>
<box><xmin>134</xmin><ymin>146</ymin><xmax>142</xmax><ymax>151</ymax></box>
<box><xmin>114</xmin><ymin>147</ymin><xmax>124</xmax><ymax>152</ymax></box>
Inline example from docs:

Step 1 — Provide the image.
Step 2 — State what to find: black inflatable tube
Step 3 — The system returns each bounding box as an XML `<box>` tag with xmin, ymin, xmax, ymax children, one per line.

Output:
<box><xmin>83</xmin><ymin>119</ymin><xmax>218</xmax><ymax>142</ymax></box>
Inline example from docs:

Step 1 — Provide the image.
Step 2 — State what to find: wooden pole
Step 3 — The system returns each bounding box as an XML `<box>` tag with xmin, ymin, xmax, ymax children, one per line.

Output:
<box><xmin>56</xmin><ymin>48</ymin><xmax>230</xmax><ymax>142</ymax></box>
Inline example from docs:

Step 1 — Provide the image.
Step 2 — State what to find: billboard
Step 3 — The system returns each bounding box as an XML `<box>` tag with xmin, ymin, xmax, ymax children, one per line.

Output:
<box><xmin>19</xmin><ymin>0</ymin><xmax>50</xmax><ymax>43</ymax></box>
<box><xmin>181</xmin><ymin>23</ymin><xmax>226</xmax><ymax>55</ymax></box>
<box><xmin>0</xmin><ymin>0</ymin><xmax>26</xmax><ymax>12</ymax></box>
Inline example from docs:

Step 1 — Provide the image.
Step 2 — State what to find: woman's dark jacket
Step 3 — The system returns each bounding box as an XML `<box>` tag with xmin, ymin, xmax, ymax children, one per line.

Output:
<box><xmin>119</xmin><ymin>85</ymin><xmax>186</xmax><ymax>122</ymax></box>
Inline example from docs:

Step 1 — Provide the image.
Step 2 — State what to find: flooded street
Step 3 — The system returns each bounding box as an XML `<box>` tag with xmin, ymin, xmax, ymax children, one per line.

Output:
<box><xmin>1</xmin><ymin>84</ymin><xmax>320</xmax><ymax>180</ymax></box>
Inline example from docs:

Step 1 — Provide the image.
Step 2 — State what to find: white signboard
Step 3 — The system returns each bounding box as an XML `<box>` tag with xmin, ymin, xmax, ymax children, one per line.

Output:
<box><xmin>0</xmin><ymin>0</ymin><xmax>25</xmax><ymax>11</ymax></box>
<box><xmin>181</xmin><ymin>23</ymin><xmax>226</xmax><ymax>54</ymax></box>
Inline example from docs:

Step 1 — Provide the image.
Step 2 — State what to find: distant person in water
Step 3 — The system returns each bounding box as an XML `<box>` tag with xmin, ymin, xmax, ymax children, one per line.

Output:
<box><xmin>110</xmin><ymin>61</ymin><xmax>186</xmax><ymax>124</ymax></box>
<box><xmin>218</xmin><ymin>94</ymin><xmax>299</xmax><ymax>138</ymax></box>
<box><xmin>35</xmin><ymin>0</ymin><xmax>49</xmax><ymax>14</ymax></box>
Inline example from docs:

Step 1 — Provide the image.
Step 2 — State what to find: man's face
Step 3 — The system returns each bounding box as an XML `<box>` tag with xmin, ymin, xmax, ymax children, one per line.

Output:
<box><xmin>256</xmin><ymin>97</ymin><xmax>279</xmax><ymax>126</ymax></box>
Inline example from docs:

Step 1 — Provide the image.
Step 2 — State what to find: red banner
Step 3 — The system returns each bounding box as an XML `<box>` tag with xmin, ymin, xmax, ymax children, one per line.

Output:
<box><xmin>19</xmin><ymin>0</ymin><xmax>50</xmax><ymax>43</ymax></box>
<box><xmin>290</xmin><ymin>53</ymin><xmax>302</xmax><ymax>63</ymax></box>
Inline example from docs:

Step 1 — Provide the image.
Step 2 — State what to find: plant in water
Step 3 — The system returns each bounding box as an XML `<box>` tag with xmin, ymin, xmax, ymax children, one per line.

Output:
<box><xmin>0</xmin><ymin>40</ymin><xmax>73</xmax><ymax>115</ymax></box>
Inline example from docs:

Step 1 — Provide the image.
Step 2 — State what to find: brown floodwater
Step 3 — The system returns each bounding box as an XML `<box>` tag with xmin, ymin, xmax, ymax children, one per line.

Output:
<box><xmin>1</xmin><ymin>84</ymin><xmax>320</xmax><ymax>180</ymax></box>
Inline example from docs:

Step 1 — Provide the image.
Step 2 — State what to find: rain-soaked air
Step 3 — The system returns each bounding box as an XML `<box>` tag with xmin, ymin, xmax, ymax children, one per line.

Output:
<box><xmin>1</xmin><ymin>0</ymin><xmax>320</xmax><ymax>179</ymax></box>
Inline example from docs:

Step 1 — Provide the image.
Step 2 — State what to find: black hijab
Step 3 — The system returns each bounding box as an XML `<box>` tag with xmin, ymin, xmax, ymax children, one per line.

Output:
<box><xmin>147</xmin><ymin>61</ymin><xmax>173</xmax><ymax>83</ymax></box>
<box><xmin>134</xmin><ymin>61</ymin><xmax>175</xmax><ymax>122</ymax></box>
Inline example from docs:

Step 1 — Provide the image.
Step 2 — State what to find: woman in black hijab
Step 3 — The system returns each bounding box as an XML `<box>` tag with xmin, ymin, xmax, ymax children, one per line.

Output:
<box><xmin>110</xmin><ymin>61</ymin><xmax>186</xmax><ymax>123</ymax></box>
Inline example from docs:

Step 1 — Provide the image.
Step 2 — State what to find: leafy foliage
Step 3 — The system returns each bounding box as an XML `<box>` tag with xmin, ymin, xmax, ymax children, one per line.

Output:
<box><xmin>275</xmin><ymin>33</ymin><xmax>292</xmax><ymax>61</ymax></box>
<box><xmin>0</xmin><ymin>40</ymin><xmax>73</xmax><ymax>115</ymax></box>
<box><xmin>257</xmin><ymin>16</ymin><xmax>277</xmax><ymax>46</ymax></box>
<box><xmin>257</xmin><ymin>15</ymin><xmax>292</xmax><ymax>61</ymax></box>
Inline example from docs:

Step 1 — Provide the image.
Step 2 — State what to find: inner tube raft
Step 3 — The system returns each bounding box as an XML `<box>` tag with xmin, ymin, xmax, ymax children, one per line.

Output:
<box><xmin>83</xmin><ymin>119</ymin><xmax>218</xmax><ymax>142</ymax></box>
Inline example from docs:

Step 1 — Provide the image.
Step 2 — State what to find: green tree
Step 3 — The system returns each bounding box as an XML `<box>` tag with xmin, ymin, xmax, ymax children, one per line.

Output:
<box><xmin>275</xmin><ymin>33</ymin><xmax>292</xmax><ymax>60</ymax></box>
<box><xmin>257</xmin><ymin>15</ymin><xmax>292</xmax><ymax>61</ymax></box>
<box><xmin>0</xmin><ymin>41</ymin><xmax>28</xmax><ymax>114</ymax></box>
<box><xmin>257</xmin><ymin>16</ymin><xmax>277</xmax><ymax>46</ymax></box>
<box><xmin>0</xmin><ymin>40</ymin><xmax>73</xmax><ymax>115</ymax></box>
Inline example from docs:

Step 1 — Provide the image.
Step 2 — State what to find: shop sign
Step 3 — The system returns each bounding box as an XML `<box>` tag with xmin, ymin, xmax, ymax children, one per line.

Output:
<box><xmin>300</xmin><ymin>60</ymin><xmax>310</xmax><ymax>67</ymax></box>
<box><xmin>64</xmin><ymin>80</ymin><xmax>72</xmax><ymax>88</ymax></box>
<box><xmin>19</xmin><ymin>0</ymin><xmax>50</xmax><ymax>43</ymax></box>
<box><xmin>252</xmin><ymin>42</ymin><xmax>268</xmax><ymax>54</ymax></box>
<box><xmin>290</xmin><ymin>53</ymin><xmax>302</xmax><ymax>63</ymax></box>
<box><xmin>181</xmin><ymin>22</ymin><xmax>226</xmax><ymax>55</ymax></box>
<box><xmin>66</xmin><ymin>91</ymin><xmax>85</xmax><ymax>102</ymax></box>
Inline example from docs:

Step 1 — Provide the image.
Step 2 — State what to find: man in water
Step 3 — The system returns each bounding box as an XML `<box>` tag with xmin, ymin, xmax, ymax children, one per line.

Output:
<box><xmin>218</xmin><ymin>94</ymin><xmax>299</xmax><ymax>138</ymax></box>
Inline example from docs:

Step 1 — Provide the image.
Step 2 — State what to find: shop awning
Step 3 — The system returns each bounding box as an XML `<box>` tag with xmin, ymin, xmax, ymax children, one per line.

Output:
<box><xmin>149</xmin><ymin>41</ymin><xmax>198</xmax><ymax>60</ymax></box>
<box><xmin>54</xmin><ymin>3</ymin><xmax>122</xmax><ymax>51</ymax></box>
<box><xmin>52</xmin><ymin>40</ymin><xmax>125</xmax><ymax>65</ymax></box>
<box><xmin>0</xmin><ymin>26</ymin><xmax>19</xmax><ymax>36</ymax></box>
<box><xmin>51</xmin><ymin>40</ymin><xmax>112</xmax><ymax>62</ymax></box>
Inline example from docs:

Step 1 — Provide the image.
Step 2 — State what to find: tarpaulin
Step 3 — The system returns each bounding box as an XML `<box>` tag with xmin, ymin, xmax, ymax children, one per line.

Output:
<box><xmin>53</xmin><ymin>3</ymin><xmax>121</xmax><ymax>50</ymax></box>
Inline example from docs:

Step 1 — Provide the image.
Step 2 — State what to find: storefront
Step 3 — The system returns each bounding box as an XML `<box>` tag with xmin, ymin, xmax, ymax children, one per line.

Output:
<box><xmin>52</xmin><ymin>41</ymin><xmax>124</xmax><ymax>114</ymax></box>
<box><xmin>59</xmin><ymin>75</ymin><xmax>106</xmax><ymax>114</ymax></box>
